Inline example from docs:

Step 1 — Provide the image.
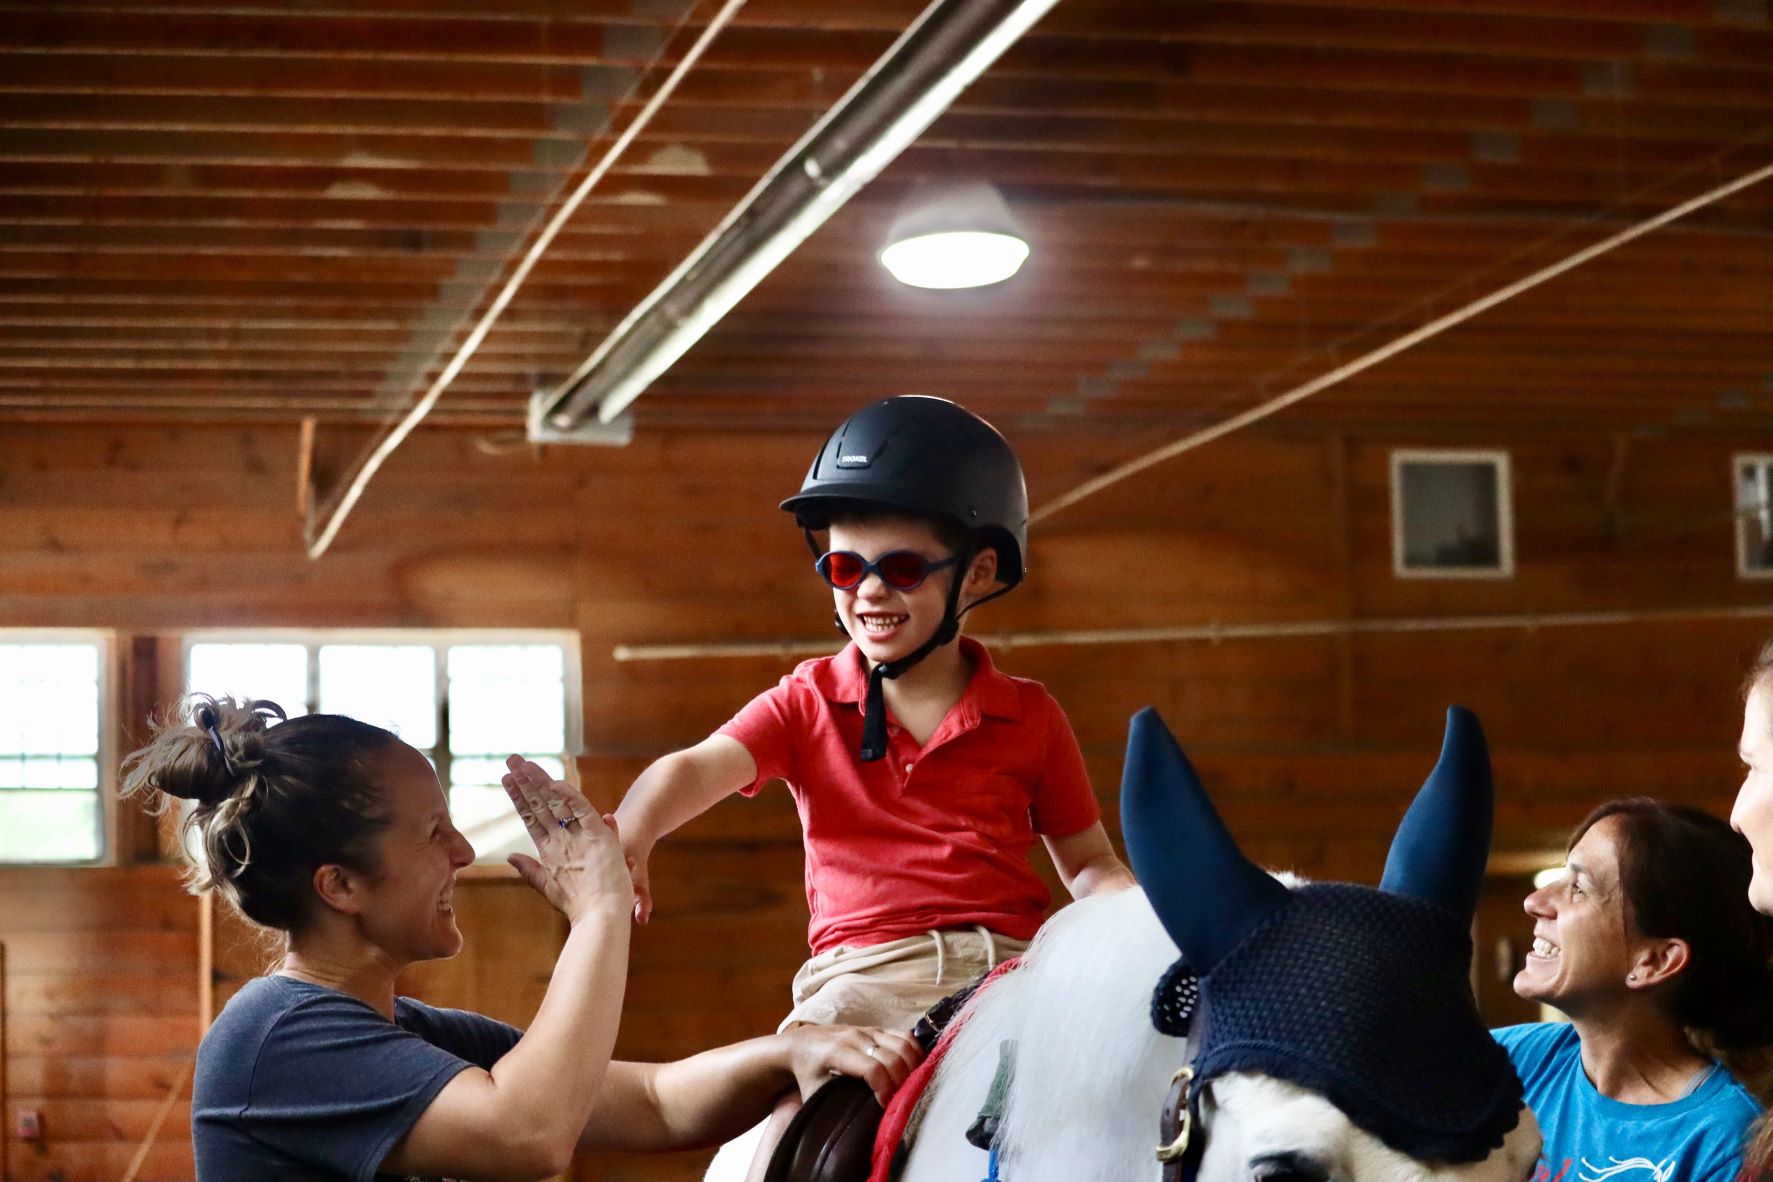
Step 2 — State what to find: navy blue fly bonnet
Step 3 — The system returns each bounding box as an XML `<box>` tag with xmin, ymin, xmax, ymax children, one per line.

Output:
<box><xmin>1122</xmin><ymin>707</ymin><xmax>1525</xmax><ymax>1164</ymax></box>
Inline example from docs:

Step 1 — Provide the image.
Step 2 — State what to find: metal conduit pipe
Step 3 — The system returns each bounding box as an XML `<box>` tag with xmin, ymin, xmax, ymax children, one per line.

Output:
<box><xmin>532</xmin><ymin>0</ymin><xmax>1063</xmax><ymax>435</ymax></box>
<box><xmin>612</xmin><ymin>602</ymin><xmax>1773</xmax><ymax>663</ymax></box>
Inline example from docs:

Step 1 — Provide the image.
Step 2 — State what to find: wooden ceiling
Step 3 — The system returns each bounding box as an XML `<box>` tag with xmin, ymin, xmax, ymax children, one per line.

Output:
<box><xmin>4</xmin><ymin>0</ymin><xmax>1773</xmax><ymax>441</ymax></box>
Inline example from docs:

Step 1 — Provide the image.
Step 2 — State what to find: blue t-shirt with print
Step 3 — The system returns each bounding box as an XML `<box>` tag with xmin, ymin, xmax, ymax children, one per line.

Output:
<box><xmin>1494</xmin><ymin>1022</ymin><xmax>1759</xmax><ymax>1182</ymax></box>
<box><xmin>193</xmin><ymin>975</ymin><xmax>523</xmax><ymax>1182</ymax></box>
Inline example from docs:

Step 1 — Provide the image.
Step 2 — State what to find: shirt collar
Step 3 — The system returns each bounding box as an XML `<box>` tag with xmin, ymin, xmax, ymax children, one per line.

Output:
<box><xmin>810</xmin><ymin>636</ymin><xmax>1021</xmax><ymax>722</ymax></box>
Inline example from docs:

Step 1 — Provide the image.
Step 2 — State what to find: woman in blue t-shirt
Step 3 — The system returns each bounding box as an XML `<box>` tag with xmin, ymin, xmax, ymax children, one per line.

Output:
<box><xmin>123</xmin><ymin>695</ymin><xmax>920</xmax><ymax>1182</ymax></box>
<box><xmin>1494</xmin><ymin>798</ymin><xmax>1773</xmax><ymax>1182</ymax></box>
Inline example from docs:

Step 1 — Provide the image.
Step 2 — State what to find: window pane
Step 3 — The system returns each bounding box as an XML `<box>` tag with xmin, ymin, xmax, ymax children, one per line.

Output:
<box><xmin>0</xmin><ymin>644</ymin><xmax>100</xmax><ymax>757</ymax></box>
<box><xmin>1739</xmin><ymin>460</ymin><xmax>1773</xmax><ymax>573</ymax></box>
<box><xmin>446</xmin><ymin>646</ymin><xmax>566</xmax><ymax>756</ymax></box>
<box><xmin>0</xmin><ymin>790</ymin><xmax>100</xmax><ymax>862</ymax></box>
<box><xmin>449</xmin><ymin>755</ymin><xmax>565</xmax><ymax>790</ymax></box>
<box><xmin>449</xmin><ymin>756</ymin><xmax>564</xmax><ymax>864</ymax></box>
<box><xmin>187</xmin><ymin>643</ymin><xmax>309</xmax><ymax>715</ymax></box>
<box><xmin>0</xmin><ymin>756</ymin><xmax>98</xmax><ymax>789</ymax></box>
<box><xmin>1399</xmin><ymin>461</ymin><xmax>1501</xmax><ymax>568</ymax></box>
<box><xmin>318</xmin><ymin>645</ymin><xmax>437</xmax><ymax>748</ymax></box>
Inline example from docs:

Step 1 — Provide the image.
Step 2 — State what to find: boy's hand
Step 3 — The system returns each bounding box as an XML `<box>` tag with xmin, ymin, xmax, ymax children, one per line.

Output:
<box><xmin>625</xmin><ymin>841</ymin><xmax>654</xmax><ymax>924</ymax></box>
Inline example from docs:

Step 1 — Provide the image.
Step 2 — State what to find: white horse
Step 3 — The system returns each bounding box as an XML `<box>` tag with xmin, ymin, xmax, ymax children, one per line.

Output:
<box><xmin>711</xmin><ymin>708</ymin><xmax>1541</xmax><ymax>1182</ymax></box>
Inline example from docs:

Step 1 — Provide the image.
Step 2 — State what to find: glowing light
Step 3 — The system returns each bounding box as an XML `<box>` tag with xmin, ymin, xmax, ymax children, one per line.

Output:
<box><xmin>880</xmin><ymin>229</ymin><xmax>1030</xmax><ymax>289</ymax></box>
<box><xmin>880</xmin><ymin>180</ymin><xmax>1029</xmax><ymax>290</ymax></box>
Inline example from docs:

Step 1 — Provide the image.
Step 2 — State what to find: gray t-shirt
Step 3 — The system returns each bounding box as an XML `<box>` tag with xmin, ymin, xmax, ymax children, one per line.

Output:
<box><xmin>193</xmin><ymin>975</ymin><xmax>523</xmax><ymax>1182</ymax></box>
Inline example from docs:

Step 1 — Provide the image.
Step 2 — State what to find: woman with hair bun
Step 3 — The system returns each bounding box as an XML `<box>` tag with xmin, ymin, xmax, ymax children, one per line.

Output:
<box><xmin>125</xmin><ymin>695</ymin><xmax>918</xmax><ymax>1182</ymax></box>
<box><xmin>1493</xmin><ymin>798</ymin><xmax>1773</xmax><ymax>1181</ymax></box>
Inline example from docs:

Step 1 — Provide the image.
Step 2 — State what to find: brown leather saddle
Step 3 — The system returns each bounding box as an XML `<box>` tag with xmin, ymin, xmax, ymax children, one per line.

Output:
<box><xmin>760</xmin><ymin>1074</ymin><xmax>885</xmax><ymax>1182</ymax></box>
<box><xmin>762</xmin><ymin>979</ymin><xmax>985</xmax><ymax>1182</ymax></box>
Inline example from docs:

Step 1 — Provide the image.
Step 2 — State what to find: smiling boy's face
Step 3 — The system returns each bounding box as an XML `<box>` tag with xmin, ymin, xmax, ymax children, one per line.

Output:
<box><xmin>825</xmin><ymin>515</ymin><xmax>994</xmax><ymax>667</ymax></box>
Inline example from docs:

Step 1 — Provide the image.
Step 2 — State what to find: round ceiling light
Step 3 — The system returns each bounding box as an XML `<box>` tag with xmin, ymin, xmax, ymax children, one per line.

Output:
<box><xmin>879</xmin><ymin>181</ymin><xmax>1030</xmax><ymax>290</ymax></box>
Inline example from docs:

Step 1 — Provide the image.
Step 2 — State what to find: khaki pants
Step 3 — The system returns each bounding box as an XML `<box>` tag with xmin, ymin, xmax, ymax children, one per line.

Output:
<box><xmin>778</xmin><ymin>927</ymin><xmax>1030</xmax><ymax>1034</ymax></box>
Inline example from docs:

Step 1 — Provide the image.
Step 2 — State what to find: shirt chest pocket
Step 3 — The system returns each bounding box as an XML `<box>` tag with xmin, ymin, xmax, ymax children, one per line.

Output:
<box><xmin>934</xmin><ymin>773</ymin><xmax>1034</xmax><ymax>843</ymax></box>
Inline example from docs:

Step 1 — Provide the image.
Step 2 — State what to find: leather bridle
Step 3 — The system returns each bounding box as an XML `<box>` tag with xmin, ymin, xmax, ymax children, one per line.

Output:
<box><xmin>1155</xmin><ymin>1000</ymin><xmax>1209</xmax><ymax>1182</ymax></box>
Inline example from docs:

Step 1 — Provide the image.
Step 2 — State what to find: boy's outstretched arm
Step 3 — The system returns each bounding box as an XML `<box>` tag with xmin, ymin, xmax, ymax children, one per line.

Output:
<box><xmin>614</xmin><ymin>734</ymin><xmax>758</xmax><ymax>923</ymax></box>
<box><xmin>1043</xmin><ymin>821</ymin><xmax>1137</xmax><ymax>900</ymax></box>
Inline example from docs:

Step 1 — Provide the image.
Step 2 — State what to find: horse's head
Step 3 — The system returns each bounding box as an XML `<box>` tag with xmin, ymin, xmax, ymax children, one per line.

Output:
<box><xmin>1122</xmin><ymin>707</ymin><xmax>1541</xmax><ymax>1181</ymax></box>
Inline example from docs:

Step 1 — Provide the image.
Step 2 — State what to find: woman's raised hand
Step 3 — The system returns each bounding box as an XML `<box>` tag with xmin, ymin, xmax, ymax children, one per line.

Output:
<box><xmin>501</xmin><ymin>755</ymin><xmax>634</xmax><ymax>925</ymax></box>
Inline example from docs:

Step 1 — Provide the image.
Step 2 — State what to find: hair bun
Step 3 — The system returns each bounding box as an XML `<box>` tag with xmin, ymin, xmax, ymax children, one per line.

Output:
<box><xmin>125</xmin><ymin>694</ymin><xmax>261</xmax><ymax>807</ymax></box>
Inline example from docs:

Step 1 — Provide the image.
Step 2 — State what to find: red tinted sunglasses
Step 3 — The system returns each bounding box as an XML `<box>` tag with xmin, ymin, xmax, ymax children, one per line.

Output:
<box><xmin>815</xmin><ymin>549</ymin><xmax>957</xmax><ymax>591</ymax></box>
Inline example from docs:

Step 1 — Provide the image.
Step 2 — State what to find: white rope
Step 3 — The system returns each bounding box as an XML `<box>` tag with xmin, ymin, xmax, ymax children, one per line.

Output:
<box><xmin>1030</xmin><ymin>157</ymin><xmax>1773</xmax><ymax>527</ymax></box>
<box><xmin>306</xmin><ymin>0</ymin><xmax>750</xmax><ymax>559</ymax></box>
<box><xmin>612</xmin><ymin>601</ymin><xmax>1773</xmax><ymax>662</ymax></box>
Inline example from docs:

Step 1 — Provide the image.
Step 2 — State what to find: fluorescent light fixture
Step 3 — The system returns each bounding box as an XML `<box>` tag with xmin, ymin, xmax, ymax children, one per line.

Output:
<box><xmin>531</xmin><ymin>0</ymin><xmax>1063</xmax><ymax>434</ymax></box>
<box><xmin>880</xmin><ymin>180</ymin><xmax>1030</xmax><ymax>289</ymax></box>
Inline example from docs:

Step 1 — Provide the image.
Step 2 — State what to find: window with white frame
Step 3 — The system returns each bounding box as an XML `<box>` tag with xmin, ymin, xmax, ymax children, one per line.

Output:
<box><xmin>1735</xmin><ymin>454</ymin><xmax>1773</xmax><ymax>579</ymax></box>
<box><xmin>184</xmin><ymin>632</ymin><xmax>579</xmax><ymax>862</ymax></box>
<box><xmin>1390</xmin><ymin>449</ymin><xmax>1515</xmax><ymax>579</ymax></box>
<box><xmin>0</xmin><ymin>633</ymin><xmax>109</xmax><ymax>863</ymax></box>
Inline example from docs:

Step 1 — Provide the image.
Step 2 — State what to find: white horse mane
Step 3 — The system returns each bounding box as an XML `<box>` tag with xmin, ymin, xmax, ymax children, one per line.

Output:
<box><xmin>903</xmin><ymin>887</ymin><xmax>1185</xmax><ymax>1182</ymax></box>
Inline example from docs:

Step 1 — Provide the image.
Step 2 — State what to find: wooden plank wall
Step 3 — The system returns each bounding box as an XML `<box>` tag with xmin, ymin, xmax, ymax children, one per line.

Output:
<box><xmin>1</xmin><ymin>420</ymin><xmax>1769</xmax><ymax>1180</ymax></box>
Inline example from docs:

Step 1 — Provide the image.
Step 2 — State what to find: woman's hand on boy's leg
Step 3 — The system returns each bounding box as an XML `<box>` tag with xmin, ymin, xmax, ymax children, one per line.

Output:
<box><xmin>781</xmin><ymin>1025</ymin><xmax>923</xmax><ymax>1106</ymax></box>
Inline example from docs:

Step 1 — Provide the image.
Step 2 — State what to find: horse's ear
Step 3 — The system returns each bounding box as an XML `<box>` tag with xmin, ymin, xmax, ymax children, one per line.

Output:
<box><xmin>1121</xmin><ymin>708</ymin><xmax>1291</xmax><ymax>974</ymax></box>
<box><xmin>1378</xmin><ymin>705</ymin><xmax>1493</xmax><ymax>921</ymax></box>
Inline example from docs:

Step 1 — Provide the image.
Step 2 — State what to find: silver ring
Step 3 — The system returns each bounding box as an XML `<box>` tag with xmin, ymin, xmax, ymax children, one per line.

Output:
<box><xmin>558</xmin><ymin>818</ymin><xmax>571</xmax><ymax>829</ymax></box>
<box><xmin>864</xmin><ymin>1045</ymin><xmax>878</xmax><ymax>1059</ymax></box>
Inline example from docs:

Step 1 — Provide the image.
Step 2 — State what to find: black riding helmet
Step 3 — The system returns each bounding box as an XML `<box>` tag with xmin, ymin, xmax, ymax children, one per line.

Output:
<box><xmin>782</xmin><ymin>396</ymin><xmax>1029</xmax><ymax>761</ymax></box>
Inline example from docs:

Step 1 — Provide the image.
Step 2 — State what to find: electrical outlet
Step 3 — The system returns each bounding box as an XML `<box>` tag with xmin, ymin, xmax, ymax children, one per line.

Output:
<box><xmin>15</xmin><ymin>1108</ymin><xmax>42</xmax><ymax>1140</ymax></box>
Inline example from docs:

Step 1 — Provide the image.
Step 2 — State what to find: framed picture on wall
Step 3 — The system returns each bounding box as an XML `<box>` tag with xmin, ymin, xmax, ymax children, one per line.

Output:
<box><xmin>1735</xmin><ymin>454</ymin><xmax>1773</xmax><ymax>579</ymax></box>
<box><xmin>1390</xmin><ymin>449</ymin><xmax>1515</xmax><ymax>579</ymax></box>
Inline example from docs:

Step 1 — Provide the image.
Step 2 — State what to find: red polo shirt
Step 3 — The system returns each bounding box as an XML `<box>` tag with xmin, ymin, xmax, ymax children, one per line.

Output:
<box><xmin>716</xmin><ymin>637</ymin><xmax>1100</xmax><ymax>954</ymax></box>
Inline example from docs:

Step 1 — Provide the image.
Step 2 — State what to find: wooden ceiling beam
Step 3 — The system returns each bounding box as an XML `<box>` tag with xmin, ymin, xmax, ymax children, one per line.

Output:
<box><xmin>13</xmin><ymin>250</ymin><xmax>1773</xmax><ymax>310</ymax></box>
<box><xmin>5</xmin><ymin>165</ymin><xmax>1770</xmax><ymax>221</ymax></box>
<box><xmin>7</xmin><ymin>5</ymin><xmax>1771</xmax><ymax>68</ymax></box>
<box><xmin>2</xmin><ymin>0</ymin><xmax>1754</xmax><ymax>28</ymax></box>
<box><xmin>0</xmin><ymin>13</ymin><xmax>685</xmax><ymax>65</ymax></box>
<box><xmin>4</xmin><ymin>119</ymin><xmax>1762</xmax><ymax>179</ymax></box>
<box><xmin>0</xmin><ymin>377</ymin><xmax>1753</xmax><ymax>420</ymax></box>
<box><xmin>3</xmin><ymin>188</ymin><xmax>1766</xmax><ymax>246</ymax></box>
<box><xmin>7</xmin><ymin>79</ymin><xmax>1770</xmax><ymax>145</ymax></box>
<box><xmin>5</xmin><ymin>32</ymin><xmax>1773</xmax><ymax>101</ymax></box>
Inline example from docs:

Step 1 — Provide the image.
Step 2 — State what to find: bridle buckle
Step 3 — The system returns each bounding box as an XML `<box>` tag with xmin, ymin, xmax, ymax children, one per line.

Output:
<box><xmin>1155</xmin><ymin>1065</ymin><xmax>1194</xmax><ymax>1164</ymax></box>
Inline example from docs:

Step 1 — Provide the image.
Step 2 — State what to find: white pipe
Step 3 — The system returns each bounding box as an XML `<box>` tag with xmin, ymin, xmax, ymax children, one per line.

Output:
<box><xmin>612</xmin><ymin>601</ymin><xmax>1773</xmax><ymax>662</ymax></box>
<box><xmin>540</xmin><ymin>0</ymin><xmax>1063</xmax><ymax>430</ymax></box>
<box><xmin>302</xmin><ymin>0</ymin><xmax>749</xmax><ymax>560</ymax></box>
<box><xmin>1031</xmin><ymin>155</ymin><xmax>1773</xmax><ymax>527</ymax></box>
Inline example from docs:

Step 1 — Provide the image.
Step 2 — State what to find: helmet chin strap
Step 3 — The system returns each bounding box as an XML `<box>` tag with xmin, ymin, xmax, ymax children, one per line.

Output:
<box><xmin>856</xmin><ymin>542</ymin><xmax>969</xmax><ymax>761</ymax></box>
<box><xmin>803</xmin><ymin>529</ymin><xmax>1012</xmax><ymax>762</ymax></box>
<box><xmin>859</xmin><ymin>545</ymin><xmax>1023</xmax><ymax>763</ymax></box>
